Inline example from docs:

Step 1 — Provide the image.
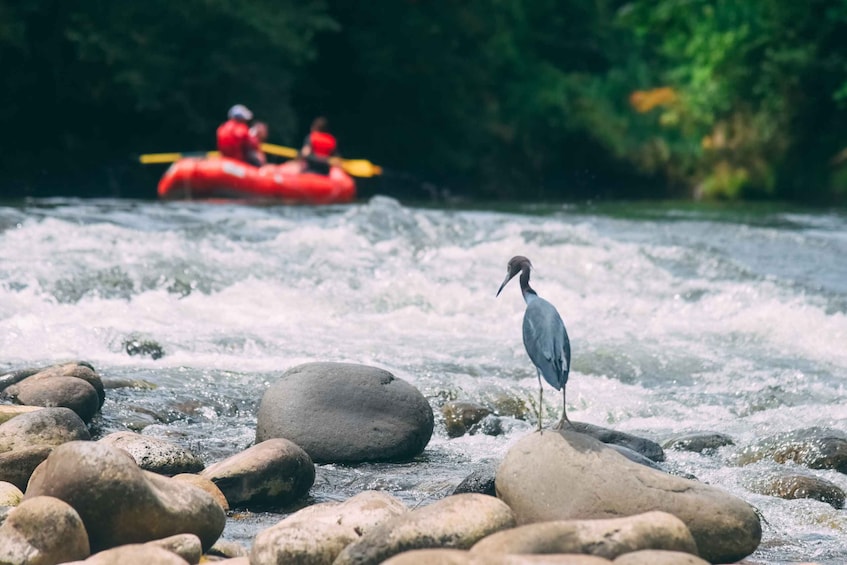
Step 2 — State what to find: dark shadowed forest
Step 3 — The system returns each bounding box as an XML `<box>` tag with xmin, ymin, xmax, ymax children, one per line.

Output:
<box><xmin>2</xmin><ymin>0</ymin><xmax>847</xmax><ymax>202</ymax></box>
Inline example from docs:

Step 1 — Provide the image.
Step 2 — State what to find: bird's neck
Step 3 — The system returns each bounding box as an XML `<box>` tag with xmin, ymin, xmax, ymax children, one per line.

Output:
<box><xmin>521</xmin><ymin>286</ymin><xmax>538</xmax><ymax>304</ymax></box>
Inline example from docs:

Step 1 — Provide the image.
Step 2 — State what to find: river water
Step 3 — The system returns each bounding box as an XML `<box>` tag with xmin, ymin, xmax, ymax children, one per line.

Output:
<box><xmin>1</xmin><ymin>196</ymin><xmax>845</xmax><ymax>564</ymax></box>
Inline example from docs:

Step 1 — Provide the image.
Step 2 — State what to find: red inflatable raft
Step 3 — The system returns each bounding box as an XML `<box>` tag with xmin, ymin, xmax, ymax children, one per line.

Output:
<box><xmin>157</xmin><ymin>157</ymin><xmax>356</xmax><ymax>204</ymax></box>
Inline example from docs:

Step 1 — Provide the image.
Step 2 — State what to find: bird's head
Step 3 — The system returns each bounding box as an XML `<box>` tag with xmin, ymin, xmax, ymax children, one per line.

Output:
<box><xmin>496</xmin><ymin>255</ymin><xmax>531</xmax><ymax>297</ymax></box>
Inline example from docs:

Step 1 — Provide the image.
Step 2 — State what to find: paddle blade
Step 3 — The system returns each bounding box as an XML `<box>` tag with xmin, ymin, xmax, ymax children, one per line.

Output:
<box><xmin>261</xmin><ymin>143</ymin><xmax>299</xmax><ymax>159</ymax></box>
<box><xmin>341</xmin><ymin>159</ymin><xmax>383</xmax><ymax>178</ymax></box>
<box><xmin>139</xmin><ymin>152</ymin><xmax>185</xmax><ymax>164</ymax></box>
<box><xmin>139</xmin><ymin>151</ymin><xmax>219</xmax><ymax>164</ymax></box>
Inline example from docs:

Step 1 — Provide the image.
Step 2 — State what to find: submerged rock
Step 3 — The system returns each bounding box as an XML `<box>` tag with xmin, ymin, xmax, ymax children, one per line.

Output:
<box><xmin>737</xmin><ymin>427</ymin><xmax>847</xmax><ymax>473</ymax></box>
<box><xmin>256</xmin><ymin>362</ymin><xmax>434</xmax><ymax>464</ymax></box>
<box><xmin>662</xmin><ymin>432</ymin><xmax>735</xmax><ymax>454</ymax></box>
<box><xmin>495</xmin><ymin>430</ymin><xmax>761</xmax><ymax>564</ymax></box>
<box><xmin>749</xmin><ymin>472</ymin><xmax>845</xmax><ymax>509</ymax></box>
<box><xmin>453</xmin><ymin>462</ymin><xmax>498</xmax><ymax>496</ymax></box>
<box><xmin>442</xmin><ymin>401</ymin><xmax>492</xmax><ymax>438</ymax></box>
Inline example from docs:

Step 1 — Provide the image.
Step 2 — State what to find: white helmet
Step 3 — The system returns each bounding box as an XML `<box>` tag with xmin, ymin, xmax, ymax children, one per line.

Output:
<box><xmin>227</xmin><ymin>104</ymin><xmax>253</xmax><ymax>121</ymax></box>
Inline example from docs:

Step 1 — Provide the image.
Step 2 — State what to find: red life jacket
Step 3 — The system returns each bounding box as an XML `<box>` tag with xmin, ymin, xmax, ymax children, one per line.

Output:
<box><xmin>217</xmin><ymin>119</ymin><xmax>253</xmax><ymax>162</ymax></box>
<box><xmin>309</xmin><ymin>131</ymin><xmax>337</xmax><ymax>158</ymax></box>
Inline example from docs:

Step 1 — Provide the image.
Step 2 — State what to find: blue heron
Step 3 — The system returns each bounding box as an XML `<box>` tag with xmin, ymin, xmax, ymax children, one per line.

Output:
<box><xmin>497</xmin><ymin>256</ymin><xmax>572</xmax><ymax>431</ymax></box>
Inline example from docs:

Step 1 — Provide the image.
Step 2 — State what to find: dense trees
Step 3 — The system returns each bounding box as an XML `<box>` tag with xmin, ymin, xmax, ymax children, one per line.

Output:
<box><xmin>2</xmin><ymin>0</ymin><xmax>846</xmax><ymax>202</ymax></box>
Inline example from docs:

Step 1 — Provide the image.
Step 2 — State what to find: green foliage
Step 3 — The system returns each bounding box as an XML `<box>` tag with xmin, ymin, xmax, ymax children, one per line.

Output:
<box><xmin>2</xmin><ymin>0</ymin><xmax>847</xmax><ymax>202</ymax></box>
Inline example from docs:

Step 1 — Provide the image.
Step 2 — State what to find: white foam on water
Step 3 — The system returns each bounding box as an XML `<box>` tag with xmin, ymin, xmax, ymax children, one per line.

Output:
<box><xmin>2</xmin><ymin>198</ymin><xmax>847</xmax><ymax>563</ymax></box>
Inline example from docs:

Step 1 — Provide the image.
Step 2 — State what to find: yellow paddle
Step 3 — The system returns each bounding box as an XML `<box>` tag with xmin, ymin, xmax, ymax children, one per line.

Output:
<box><xmin>139</xmin><ymin>151</ymin><xmax>219</xmax><ymax>164</ymax></box>
<box><xmin>139</xmin><ymin>143</ymin><xmax>383</xmax><ymax>178</ymax></box>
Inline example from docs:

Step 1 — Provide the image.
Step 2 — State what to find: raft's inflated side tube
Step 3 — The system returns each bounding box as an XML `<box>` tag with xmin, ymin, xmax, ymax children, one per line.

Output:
<box><xmin>157</xmin><ymin>157</ymin><xmax>356</xmax><ymax>204</ymax></box>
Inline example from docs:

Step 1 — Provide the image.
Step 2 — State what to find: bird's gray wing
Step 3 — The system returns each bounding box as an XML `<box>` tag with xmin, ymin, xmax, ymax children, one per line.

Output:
<box><xmin>523</xmin><ymin>299</ymin><xmax>569</xmax><ymax>389</ymax></box>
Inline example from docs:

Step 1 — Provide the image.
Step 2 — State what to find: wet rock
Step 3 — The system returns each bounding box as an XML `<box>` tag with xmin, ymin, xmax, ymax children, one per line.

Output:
<box><xmin>570</xmin><ymin>422</ymin><xmax>665</xmax><ymax>462</ymax></box>
<box><xmin>65</xmin><ymin>544</ymin><xmax>189</xmax><ymax>564</ymax></box>
<box><xmin>0</xmin><ymin>445</ymin><xmax>53</xmax><ymax>490</ymax></box>
<box><xmin>0</xmin><ymin>404</ymin><xmax>42</xmax><ymax>425</ymax></box>
<box><xmin>256</xmin><ymin>362</ymin><xmax>434</xmax><ymax>464</ymax></box>
<box><xmin>751</xmin><ymin>473</ymin><xmax>845</xmax><ymax>509</ymax></box>
<box><xmin>333</xmin><ymin>493</ymin><xmax>516</xmax><ymax>565</ymax></box>
<box><xmin>25</xmin><ymin>441</ymin><xmax>225</xmax><ymax>552</ymax></box>
<box><xmin>480</xmin><ymin>388</ymin><xmax>531</xmax><ymax>420</ymax></box>
<box><xmin>471</xmin><ymin>511</ymin><xmax>698</xmax><ymax>559</ymax></box>
<box><xmin>0</xmin><ymin>481</ymin><xmax>23</xmax><ymax>506</ymax></box>
<box><xmin>442</xmin><ymin>401</ymin><xmax>492</xmax><ymax>438</ymax></box>
<box><xmin>496</xmin><ymin>430</ymin><xmax>761</xmax><ymax>564</ymax></box>
<box><xmin>251</xmin><ymin>490</ymin><xmax>407</xmax><ymax>564</ymax></box>
<box><xmin>606</xmin><ymin>444</ymin><xmax>665</xmax><ymax>471</ymax></box>
<box><xmin>382</xmin><ymin>549</ymin><xmax>612</xmax><ymax>564</ymax></box>
<box><xmin>0</xmin><ymin>407</ymin><xmax>90</xmax><ymax>452</ymax></box>
<box><xmin>201</xmin><ymin>438</ymin><xmax>314</xmax><ymax>508</ymax></box>
<box><xmin>453</xmin><ymin>463</ymin><xmax>497</xmax><ymax>496</ymax></box>
<box><xmin>99</xmin><ymin>431</ymin><xmax>205</xmax><ymax>475</ymax></box>
<box><xmin>612</xmin><ymin>550</ymin><xmax>709</xmax><ymax>564</ymax></box>
<box><xmin>662</xmin><ymin>432</ymin><xmax>735</xmax><ymax>454</ymax></box>
<box><xmin>469</xmin><ymin>414</ymin><xmax>504</xmax><ymax>436</ymax></box>
<box><xmin>172</xmin><ymin>474</ymin><xmax>230</xmax><ymax>512</ymax></box>
<box><xmin>101</xmin><ymin>377</ymin><xmax>157</xmax><ymax>390</ymax></box>
<box><xmin>737</xmin><ymin>427</ymin><xmax>847</xmax><ymax>472</ymax></box>
<box><xmin>123</xmin><ymin>336</ymin><xmax>166</xmax><ymax>360</ymax></box>
<box><xmin>0</xmin><ymin>368</ymin><xmax>40</xmax><ymax>392</ymax></box>
<box><xmin>0</xmin><ymin>495</ymin><xmax>89</xmax><ymax>564</ymax></box>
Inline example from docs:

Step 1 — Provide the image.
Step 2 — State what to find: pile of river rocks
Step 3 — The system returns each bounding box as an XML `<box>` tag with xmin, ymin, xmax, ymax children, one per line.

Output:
<box><xmin>0</xmin><ymin>360</ymin><xmax>844</xmax><ymax>564</ymax></box>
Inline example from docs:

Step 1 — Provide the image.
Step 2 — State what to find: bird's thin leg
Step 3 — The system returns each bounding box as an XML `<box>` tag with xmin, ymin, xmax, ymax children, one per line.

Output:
<box><xmin>536</xmin><ymin>371</ymin><xmax>544</xmax><ymax>432</ymax></box>
<box><xmin>553</xmin><ymin>386</ymin><xmax>572</xmax><ymax>430</ymax></box>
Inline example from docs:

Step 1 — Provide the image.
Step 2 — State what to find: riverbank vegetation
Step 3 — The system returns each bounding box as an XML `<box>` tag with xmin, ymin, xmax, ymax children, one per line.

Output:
<box><xmin>2</xmin><ymin>0</ymin><xmax>846</xmax><ymax>202</ymax></box>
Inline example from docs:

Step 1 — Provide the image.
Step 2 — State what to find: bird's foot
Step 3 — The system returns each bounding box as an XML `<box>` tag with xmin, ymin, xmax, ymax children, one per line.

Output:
<box><xmin>552</xmin><ymin>418</ymin><xmax>574</xmax><ymax>432</ymax></box>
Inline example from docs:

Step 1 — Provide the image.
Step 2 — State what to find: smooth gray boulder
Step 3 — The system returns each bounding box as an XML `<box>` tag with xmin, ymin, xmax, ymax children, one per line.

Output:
<box><xmin>470</xmin><ymin>512</ymin><xmax>698</xmax><ymax>559</ymax></box>
<box><xmin>24</xmin><ymin>441</ymin><xmax>225</xmax><ymax>552</ymax></box>
<box><xmin>201</xmin><ymin>438</ymin><xmax>314</xmax><ymax>508</ymax></box>
<box><xmin>496</xmin><ymin>430</ymin><xmax>761</xmax><ymax>564</ymax></box>
<box><xmin>0</xmin><ymin>495</ymin><xmax>90</xmax><ymax>564</ymax></box>
<box><xmin>333</xmin><ymin>493</ymin><xmax>516</xmax><ymax>565</ymax></box>
<box><xmin>256</xmin><ymin>362</ymin><xmax>433</xmax><ymax>463</ymax></box>
<box><xmin>99</xmin><ymin>431</ymin><xmax>205</xmax><ymax>475</ymax></box>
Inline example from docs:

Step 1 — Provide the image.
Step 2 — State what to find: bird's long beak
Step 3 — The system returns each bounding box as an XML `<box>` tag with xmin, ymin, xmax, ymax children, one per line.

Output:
<box><xmin>496</xmin><ymin>273</ymin><xmax>514</xmax><ymax>297</ymax></box>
